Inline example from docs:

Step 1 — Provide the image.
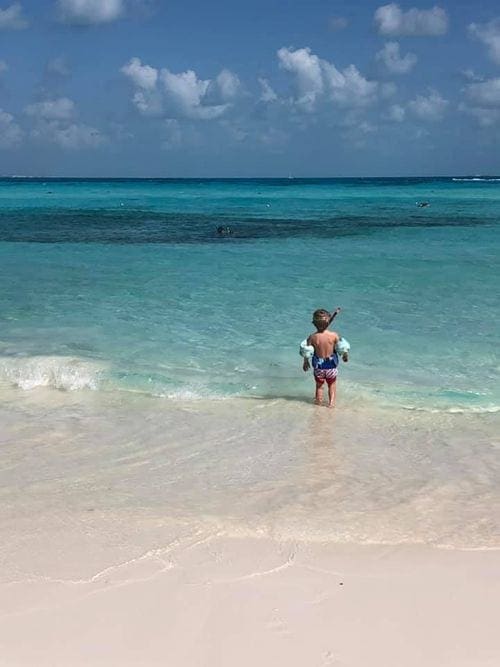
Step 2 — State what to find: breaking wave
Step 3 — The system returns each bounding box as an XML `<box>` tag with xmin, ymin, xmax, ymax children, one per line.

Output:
<box><xmin>0</xmin><ymin>355</ymin><xmax>104</xmax><ymax>391</ymax></box>
<box><xmin>452</xmin><ymin>177</ymin><xmax>500</xmax><ymax>182</ymax></box>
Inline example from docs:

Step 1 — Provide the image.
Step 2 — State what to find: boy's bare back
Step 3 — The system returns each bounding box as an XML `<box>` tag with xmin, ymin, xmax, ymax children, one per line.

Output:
<box><xmin>307</xmin><ymin>329</ymin><xmax>339</xmax><ymax>359</ymax></box>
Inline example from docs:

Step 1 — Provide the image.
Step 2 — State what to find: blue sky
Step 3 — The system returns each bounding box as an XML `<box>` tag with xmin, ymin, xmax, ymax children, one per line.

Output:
<box><xmin>0</xmin><ymin>0</ymin><xmax>500</xmax><ymax>176</ymax></box>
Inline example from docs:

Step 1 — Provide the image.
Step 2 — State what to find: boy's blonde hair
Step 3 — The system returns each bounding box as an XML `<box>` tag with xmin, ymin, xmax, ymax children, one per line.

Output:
<box><xmin>312</xmin><ymin>309</ymin><xmax>330</xmax><ymax>332</ymax></box>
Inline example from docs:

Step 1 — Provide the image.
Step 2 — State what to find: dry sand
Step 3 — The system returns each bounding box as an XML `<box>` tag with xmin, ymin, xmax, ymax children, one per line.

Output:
<box><xmin>1</xmin><ymin>535</ymin><xmax>499</xmax><ymax>667</ymax></box>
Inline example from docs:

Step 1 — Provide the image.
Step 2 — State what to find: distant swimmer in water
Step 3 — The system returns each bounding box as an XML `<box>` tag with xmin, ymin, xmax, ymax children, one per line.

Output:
<box><xmin>416</xmin><ymin>201</ymin><xmax>430</xmax><ymax>208</ymax></box>
<box><xmin>216</xmin><ymin>225</ymin><xmax>232</xmax><ymax>236</ymax></box>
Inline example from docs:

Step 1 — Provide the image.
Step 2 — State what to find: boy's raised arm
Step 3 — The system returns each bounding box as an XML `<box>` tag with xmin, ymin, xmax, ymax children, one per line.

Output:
<box><xmin>328</xmin><ymin>307</ymin><xmax>341</xmax><ymax>324</ymax></box>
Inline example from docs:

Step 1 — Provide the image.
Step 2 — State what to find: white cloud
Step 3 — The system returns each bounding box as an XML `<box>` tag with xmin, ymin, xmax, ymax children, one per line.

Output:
<box><xmin>121</xmin><ymin>58</ymin><xmax>162</xmax><ymax>115</ymax></box>
<box><xmin>464</xmin><ymin>78</ymin><xmax>500</xmax><ymax>108</ymax></box>
<box><xmin>121</xmin><ymin>57</ymin><xmax>157</xmax><ymax>90</ymax></box>
<box><xmin>215</xmin><ymin>69</ymin><xmax>241</xmax><ymax>101</ymax></box>
<box><xmin>277</xmin><ymin>46</ymin><xmax>378</xmax><ymax>111</ymax></box>
<box><xmin>0</xmin><ymin>2</ymin><xmax>28</xmax><ymax>29</ymax></box>
<box><xmin>469</xmin><ymin>19</ymin><xmax>500</xmax><ymax>66</ymax></box>
<box><xmin>57</xmin><ymin>0</ymin><xmax>124</xmax><ymax>25</ymax></box>
<box><xmin>121</xmin><ymin>59</ymin><xmax>238</xmax><ymax>120</ymax></box>
<box><xmin>0</xmin><ymin>108</ymin><xmax>23</xmax><ymax>147</ymax></box>
<box><xmin>323</xmin><ymin>63</ymin><xmax>378</xmax><ymax>107</ymax></box>
<box><xmin>376</xmin><ymin>41</ymin><xmax>417</xmax><ymax>74</ymax></box>
<box><xmin>461</xmin><ymin>68</ymin><xmax>483</xmax><ymax>83</ymax></box>
<box><xmin>258</xmin><ymin>77</ymin><xmax>278</xmax><ymax>103</ymax></box>
<box><xmin>459</xmin><ymin>103</ymin><xmax>500</xmax><ymax>127</ymax></box>
<box><xmin>374</xmin><ymin>3</ymin><xmax>448</xmax><ymax>37</ymax></box>
<box><xmin>277</xmin><ymin>47</ymin><xmax>324</xmax><ymax>111</ymax></box>
<box><xmin>161</xmin><ymin>68</ymin><xmax>228</xmax><ymax>119</ymax></box>
<box><xmin>32</xmin><ymin>120</ymin><xmax>104</xmax><ymax>149</ymax></box>
<box><xmin>387</xmin><ymin>103</ymin><xmax>406</xmax><ymax>122</ymax></box>
<box><xmin>25</xmin><ymin>97</ymin><xmax>75</xmax><ymax>121</ymax></box>
<box><xmin>25</xmin><ymin>96</ymin><xmax>104</xmax><ymax>149</ymax></box>
<box><xmin>408</xmin><ymin>90</ymin><xmax>448</xmax><ymax>121</ymax></box>
<box><xmin>131</xmin><ymin>90</ymin><xmax>163</xmax><ymax>116</ymax></box>
<box><xmin>52</xmin><ymin>123</ymin><xmax>104</xmax><ymax>148</ymax></box>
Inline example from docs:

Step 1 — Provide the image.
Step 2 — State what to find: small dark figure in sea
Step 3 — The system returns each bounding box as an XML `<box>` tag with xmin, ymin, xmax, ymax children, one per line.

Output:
<box><xmin>416</xmin><ymin>201</ymin><xmax>430</xmax><ymax>208</ymax></box>
<box><xmin>216</xmin><ymin>225</ymin><xmax>232</xmax><ymax>237</ymax></box>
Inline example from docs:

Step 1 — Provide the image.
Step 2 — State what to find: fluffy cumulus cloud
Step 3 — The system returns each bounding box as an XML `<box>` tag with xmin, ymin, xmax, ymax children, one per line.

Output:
<box><xmin>277</xmin><ymin>47</ymin><xmax>323</xmax><ymax>111</ymax></box>
<box><xmin>277</xmin><ymin>47</ymin><xmax>378</xmax><ymax>111</ymax></box>
<box><xmin>469</xmin><ymin>19</ymin><xmax>500</xmax><ymax>66</ymax></box>
<box><xmin>25</xmin><ymin>97</ymin><xmax>104</xmax><ymax>149</ymax></box>
<box><xmin>0</xmin><ymin>108</ymin><xmax>23</xmax><ymax>147</ymax></box>
<box><xmin>121</xmin><ymin>57</ymin><xmax>157</xmax><ymax>90</ymax></box>
<box><xmin>120</xmin><ymin>58</ymin><xmax>161</xmax><ymax>115</ymax></box>
<box><xmin>376</xmin><ymin>42</ymin><xmax>417</xmax><ymax>74</ymax></box>
<box><xmin>161</xmin><ymin>69</ymin><xmax>228</xmax><ymax>119</ymax></box>
<box><xmin>0</xmin><ymin>2</ymin><xmax>28</xmax><ymax>29</ymax></box>
<box><xmin>57</xmin><ymin>0</ymin><xmax>124</xmax><ymax>25</ymax></box>
<box><xmin>25</xmin><ymin>97</ymin><xmax>75</xmax><ymax>120</ymax></box>
<box><xmin>121</xmin><ymin>57</ymin><xmax>241</xmax><ymax>120</ymax></box>
<box><xmin>374</xmin><ymin>3</ymin><xmax>448</xmax><ymax>37</ymax></box>
<box><xmin>214</xmin><ymin>69</ymin><xmax>241</xmax><ymax>102</ymax></box>
<box><xmin>408</xmin><ymin>89</ymin><xmax>448</xmax><ymax>121</ymax></box>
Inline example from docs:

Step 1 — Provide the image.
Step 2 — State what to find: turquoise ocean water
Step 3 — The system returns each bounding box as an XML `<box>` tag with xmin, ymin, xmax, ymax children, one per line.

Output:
<box><xmin>1</xmin><ymin>177</ymin><xmax>499</xmax><ymax>553</ymax></box>
<box><xmin>0</xmin><ymin>177</ymin><xmax>498</xmax><ymax>412</ymax></box>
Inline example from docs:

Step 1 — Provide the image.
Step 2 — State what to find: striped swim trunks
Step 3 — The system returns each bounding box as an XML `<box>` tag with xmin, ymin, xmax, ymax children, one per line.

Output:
<box><xmin>313</xmin><ymin>367</ymin><xmax>338</xmax><ymax>385</ymax></box>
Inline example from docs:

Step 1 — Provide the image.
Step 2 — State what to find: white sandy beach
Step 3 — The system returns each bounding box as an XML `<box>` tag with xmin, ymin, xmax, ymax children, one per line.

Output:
<box><xmin>1</xmin><ymin>536</ymin><xmax>499</xmax><ymax>667</ymax></box>
<box><xmin>1</xmin><ymin>388</ymin><xmax>499</xmax><ymax>665</ymax></box>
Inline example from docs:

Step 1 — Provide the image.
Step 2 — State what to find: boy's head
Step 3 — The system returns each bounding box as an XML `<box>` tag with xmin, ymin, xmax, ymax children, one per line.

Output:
<box><xmin>312</xmin><ymin>309</ymin><xmax>331</xmax><ymax>332</ymax></box>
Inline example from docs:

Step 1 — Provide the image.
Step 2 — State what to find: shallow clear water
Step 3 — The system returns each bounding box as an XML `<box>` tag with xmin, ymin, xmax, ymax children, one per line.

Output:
<box><xmin>0</xmin><ymin>177</ymin><xmax>499</xmax><ymax>555</ymax></box>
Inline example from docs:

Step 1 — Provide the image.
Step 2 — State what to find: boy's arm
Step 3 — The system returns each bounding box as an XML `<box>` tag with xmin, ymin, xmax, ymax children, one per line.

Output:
<box><xmin>303</xmin><ymin>335</ymin><xmax>312</xmax><ymax>371</ymax></box>
<box><xmin>328</xmin><ymin>307</ymin><xmax>341</xmax><ymax>324</ymax></box>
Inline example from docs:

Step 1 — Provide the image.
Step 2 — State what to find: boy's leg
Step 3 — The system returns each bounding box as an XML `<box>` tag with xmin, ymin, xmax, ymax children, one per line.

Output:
<box><xmin>327</xmin><ymin>377</ymin><xmax>337</xmax><ymax>407</ymax></box>
<box><xmin>314</xmin><ymin>379</ymin><xmax>324</xmax><ymax>404</ymax></box>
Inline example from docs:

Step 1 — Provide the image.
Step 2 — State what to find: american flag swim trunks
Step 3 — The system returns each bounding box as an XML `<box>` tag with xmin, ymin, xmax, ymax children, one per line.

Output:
<box><xmin>313</xmin><ymin>367</ymin><xmax>338</xmax><ymax>385</ymax></box>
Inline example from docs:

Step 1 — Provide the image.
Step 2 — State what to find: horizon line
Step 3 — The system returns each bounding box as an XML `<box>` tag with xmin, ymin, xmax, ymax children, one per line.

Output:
<box><xmin>2</xmin><ymin>174</ymin><xmax>498</xmax><ymax>180</ymax></box>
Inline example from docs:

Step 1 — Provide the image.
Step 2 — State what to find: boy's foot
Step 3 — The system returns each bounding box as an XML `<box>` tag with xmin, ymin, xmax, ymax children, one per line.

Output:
<box><xmin>314</xmin><ymin>399</ymin><xmax>322</xmax><ymax>405</ymax></box>
<box><xmin>328</xmin><ymin>402</ymin><xmax>336</xmax><ymax>408</ymax></box>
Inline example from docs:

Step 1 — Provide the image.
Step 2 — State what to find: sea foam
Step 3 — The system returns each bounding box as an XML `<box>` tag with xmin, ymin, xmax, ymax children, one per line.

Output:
<box><xmin>0</xmin><ymin>355</ymin><xmax>104</xmax><ymax>391</ymax></box>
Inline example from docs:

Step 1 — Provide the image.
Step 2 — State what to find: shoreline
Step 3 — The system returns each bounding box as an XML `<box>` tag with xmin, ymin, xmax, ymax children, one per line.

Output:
<box><xmin>1</xmin><ymin>535</ymin><xmax>499</xmax><ymax>666</ymax></box>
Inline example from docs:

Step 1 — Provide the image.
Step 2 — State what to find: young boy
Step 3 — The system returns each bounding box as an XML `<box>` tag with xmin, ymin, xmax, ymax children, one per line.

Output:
<box><xmin>302</xmin><ymin>308</ymin><xmax>348</xmax><ymax>407</ymax></box>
